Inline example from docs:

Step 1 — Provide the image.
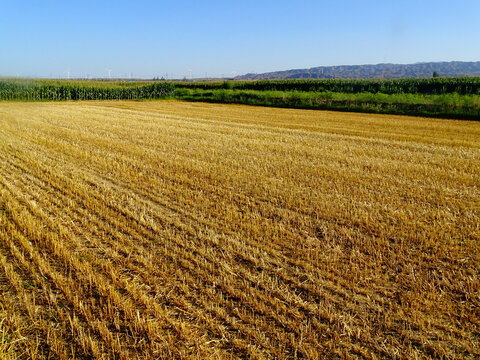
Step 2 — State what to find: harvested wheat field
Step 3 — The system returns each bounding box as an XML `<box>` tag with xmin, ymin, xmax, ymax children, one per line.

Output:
<box><xmin>0</xmin><ymin>100</ymin><xmax>479</xmax><ymax>359</ymax></box>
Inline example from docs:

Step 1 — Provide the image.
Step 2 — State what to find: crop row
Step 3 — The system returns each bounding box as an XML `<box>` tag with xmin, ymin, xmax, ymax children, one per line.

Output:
<box><xmin>0</xmin><ymin>81</ymin><xmax>174</xmax><ymax>101</ymax></box>
<box><xmin>175</xmin><ymin>77</ymin><xmax>480</xmax><ymax>95</ymax></box>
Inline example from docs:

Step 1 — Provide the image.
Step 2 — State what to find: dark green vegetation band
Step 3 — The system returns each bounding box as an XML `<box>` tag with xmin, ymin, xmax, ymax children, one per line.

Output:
<box><xmin>174</xmin><ymin>88</ymin><xmax>480</xmax><ymax>121</ymax></box>
<box><xmin>0</xmin><ymin>80</ymin><xmax>175</xmax><ymax>101</ymax></box>
<box><xmin>175</xmin><ymin>78</ymin><xmax>480</xmax><ymax>95</ymax></box>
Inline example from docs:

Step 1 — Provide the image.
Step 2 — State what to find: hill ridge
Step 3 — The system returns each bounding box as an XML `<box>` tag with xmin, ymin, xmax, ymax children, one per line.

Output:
<box><xmin>236</xmin><ymin>61</ymin><xmax>480</xmax><ymax>80</ymax></box>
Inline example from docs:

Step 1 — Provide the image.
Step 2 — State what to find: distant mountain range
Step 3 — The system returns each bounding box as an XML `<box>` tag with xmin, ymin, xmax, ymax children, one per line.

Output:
<box><xmin>235</xmin><ymin>61</ymin><xmax>480</xmax><ymax>80</ymax></box>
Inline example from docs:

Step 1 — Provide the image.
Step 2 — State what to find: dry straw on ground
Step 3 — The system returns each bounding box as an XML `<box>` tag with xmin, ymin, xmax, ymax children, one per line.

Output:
<box><xmin>0</xmin><ymin>100</ymin><xmax>478</xmax><ymax>359</ymax></box>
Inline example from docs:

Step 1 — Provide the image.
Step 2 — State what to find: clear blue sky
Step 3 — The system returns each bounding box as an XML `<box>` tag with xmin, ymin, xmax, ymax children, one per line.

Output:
<box><xmin>1</xmin><ymin>0</ymin><xmax>479</xmax><ymax>79</ymax></box>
